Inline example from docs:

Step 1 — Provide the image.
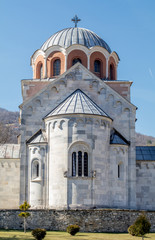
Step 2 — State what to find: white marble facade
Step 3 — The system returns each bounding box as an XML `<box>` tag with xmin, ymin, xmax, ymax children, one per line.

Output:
<box><xmin>20</xmin><ymin>63</ymin><xmax>137</xmax><ymax>209</ymax></box>
<box><xmin>0</xmin><ymin>25</ymin><xmax>155</xmax><ymax>210</ymax></box>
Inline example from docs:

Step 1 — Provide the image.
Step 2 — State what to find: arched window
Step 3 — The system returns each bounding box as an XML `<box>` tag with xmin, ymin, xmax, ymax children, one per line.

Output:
<box><xmin>32</xmin><ymin>160</ymin><xmax>40</xmax><ymax>180</ymax></box>
<box><xmin>72</xmin><ymin>58</ymin><xmax>82</xmax><ymax>66</ymax></box>
<box><xmin>53</xmin><ymin>59</ymin><xmax>61</xmax><ymax>76</ymax></box>
<box><xmin>110</xmin><ymin>64</ymin><xmax>114</xmax><ymax>80</ymax></box>
<box><xmin>78</xmin><ymin>151</ymin><xmax>82</xmax><ymax>176</ymax></box>
<box><xmin>84</xmin><ymin>152</ymin><xmax>88</xmax><ymax>177</ymax></box>
<box><xmin>71</xmin><ymin>150</ymin><xmax>89</xmax><ymax>177</ymax></box>
<box><xmin>94</xmin><ymin>60</ymin><xmax>101</xmax><ymax>73</ymax></box>
<box><xmin>72</xmin><ymin>152</ymin><xmax>76</xmax><ymax>177</ymax></box>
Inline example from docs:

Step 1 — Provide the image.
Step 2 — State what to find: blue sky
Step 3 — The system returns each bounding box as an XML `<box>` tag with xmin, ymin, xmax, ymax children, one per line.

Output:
<box><xmin>0</xmin><ymin>0</ymin><xmax>155</xmax><ymax>137</ymax></box>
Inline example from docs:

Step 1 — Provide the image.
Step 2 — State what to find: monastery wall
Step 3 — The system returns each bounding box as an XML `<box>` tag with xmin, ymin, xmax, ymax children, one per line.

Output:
<box><xmin>0</xmin><ymin>209</ymin><xmax>155</xmax><ymax>232</ymax></box>
<box><xmin>136</xmin><ymin>161</ymin><xmax>155</xmax><ymax>210</ymax></box>
<box><xmin>0</xmin><ymin>144</ymin><xmax>20</xmax><ymax>209</ymax></box>
<box><xmin>0</xmin><ymin>158</ymin><xmax>20</xmax><ymax>209</ymax></box>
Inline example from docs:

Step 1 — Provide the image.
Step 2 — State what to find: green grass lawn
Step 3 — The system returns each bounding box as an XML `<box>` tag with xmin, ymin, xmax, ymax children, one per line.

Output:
<box><xmin>0</xmin><ymin>230</ymin><xmax>154</xmax><ymax>240</ymax></box>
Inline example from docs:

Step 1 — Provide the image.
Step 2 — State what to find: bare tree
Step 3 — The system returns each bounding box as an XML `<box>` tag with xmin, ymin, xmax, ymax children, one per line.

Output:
<box><xmin>0</xmin><ymin>122</ymin><xmax>11</xmax><ymax>144</ymax></box>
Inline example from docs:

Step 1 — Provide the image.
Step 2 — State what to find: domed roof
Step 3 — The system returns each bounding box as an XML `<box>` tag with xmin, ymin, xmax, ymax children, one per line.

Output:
<box><xmin>41</xmin><ymin>27</ymin><xmax>111</xmax><ymax>53</ymax></box>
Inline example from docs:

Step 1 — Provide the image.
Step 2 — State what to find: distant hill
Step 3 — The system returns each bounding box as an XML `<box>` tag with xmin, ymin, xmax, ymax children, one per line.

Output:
<box><xmin>0</xmin><ymin>107</ymin><xmax>19</xmax><ymax>124</ymax></box>
<box><xmin>0</xmin><ymin>107</ymin><xmax>155</xmax><ymax>145</ymax></box>
<box><xmin>135</xmin><ymin>132</ymin><xmax>155</xmax><ymax>146</ymax></box>
<box><xmin>0</xmin><ymin>108</ymin><xmax>19</xmax><ymax>143</ymax></box>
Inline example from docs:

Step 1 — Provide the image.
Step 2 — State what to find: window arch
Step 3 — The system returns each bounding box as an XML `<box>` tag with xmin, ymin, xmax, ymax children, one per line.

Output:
<box><xmin>32</xmin><ymin>159</ymin><xmax>40</xmax><ymax>180</ymax></box>
<box><xmin>72</xmin><ymin>58</ymin><xmax>82</xmax><ymax>66</ymax></box>
<box><xmin>94</xmin><ymin>60</ymin><xmax>101</xmax><ymax>73</ymax></box>
<box><xmin>71</xmin><ymin>150</ymin><xmax>89</xmax><ymax>177</ymax></box>
<box><xmin>53</xmin><ymin>59</ymin><xmax>61</xmax><ymax>76</ymax></box>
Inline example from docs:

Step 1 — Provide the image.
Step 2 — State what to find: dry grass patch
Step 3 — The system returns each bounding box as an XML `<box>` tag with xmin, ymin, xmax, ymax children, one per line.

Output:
<box><xmin>0</xmin><ymin>230</ymin><xmax>154</xmax><ymax>240</ymax></box>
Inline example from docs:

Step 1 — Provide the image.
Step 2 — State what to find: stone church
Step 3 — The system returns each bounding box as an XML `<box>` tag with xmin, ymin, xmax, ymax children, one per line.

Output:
<box><xmin>0</xmin><ymin>16</ymin><xmax>155</xmax><ymax>211</ymax></box>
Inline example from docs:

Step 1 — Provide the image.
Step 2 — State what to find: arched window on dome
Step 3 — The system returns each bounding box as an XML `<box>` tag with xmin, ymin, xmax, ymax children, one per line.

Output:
<box><xmin>110</xmin><ymin>63</ymin><xmax>115</xmax><ymax>80</ymax></box>
<box><xmin>94</xmin><ymin>60</ymin><xmax>101</xmax><ymax>73</ymax></box>
<box><xmin>94</xmin><ymin>59</ymin><xmax>102</xmax><ymax>78</ymax></box>
<box><xmin>53</xmin><ymin>59</ymin><xmax>61</xmax><ymax>76</ymax></box>
<box><xmin>72</xmin><ymin>58</ymin><xmax>82</xmax><ymax>66</ymax></box>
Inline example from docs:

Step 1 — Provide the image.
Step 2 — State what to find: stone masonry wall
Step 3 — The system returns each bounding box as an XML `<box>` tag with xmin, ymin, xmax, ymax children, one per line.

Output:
<box><xmin>136</xmin><ymin>161</ymin><xmax>155</xmax><ymax>210</ymax></box>
<box><xmin>0</xmin><ymin>209</ymin><xmax>155</xmax><ymax>232</ymax></box>
<box><xmin>0</xmin><ymin>158</ymin><xmax>20</xmax><ymax>209</ymax></box>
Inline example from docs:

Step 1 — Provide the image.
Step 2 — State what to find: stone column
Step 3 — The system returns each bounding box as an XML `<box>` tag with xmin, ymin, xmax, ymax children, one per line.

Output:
<box><xmin>44</xmin><ymin>58</ymin><xmax>47</xmax><ymax>78</ymax></box>
<box><xmin>88</xmin><ymin>53</ymin><xmax>90</xmax><ymax>70</ymax></box>
<box><xmin>65</xmin><ymin>54</ymin><xmax>68</xmax><ymax>71</ymax></box>
<box><xmin>106</xmin><ymin>57</ymin><xmax>109</xmax><ymax>79</ymax></box>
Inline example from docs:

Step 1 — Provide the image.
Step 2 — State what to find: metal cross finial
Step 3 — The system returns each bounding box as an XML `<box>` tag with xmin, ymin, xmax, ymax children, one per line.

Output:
<box><xmin>71</xmin><ymin>15</ymin><xmax>81</xmax><ymax>27</ymax></box>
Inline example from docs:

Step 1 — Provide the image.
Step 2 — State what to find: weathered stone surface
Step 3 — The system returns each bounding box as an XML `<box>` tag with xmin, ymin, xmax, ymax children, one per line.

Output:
<box><xmin>0</xmin><ymin>209</ymin><xmax>154</xmax><ymax>233</ymax></box>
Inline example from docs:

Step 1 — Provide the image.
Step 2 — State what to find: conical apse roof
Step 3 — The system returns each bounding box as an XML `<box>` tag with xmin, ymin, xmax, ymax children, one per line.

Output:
<box><xmin>44</xmin><ymin>89</ymin><xmax>110</xmax><ymax>118</ymax></box>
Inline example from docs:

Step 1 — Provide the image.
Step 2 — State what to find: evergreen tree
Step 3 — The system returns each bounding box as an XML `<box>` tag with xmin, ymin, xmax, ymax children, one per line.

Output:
<box><xmin>18</xmin><ymin>201</ymin><xmax>31</xmax><ymax>233</ymax></box>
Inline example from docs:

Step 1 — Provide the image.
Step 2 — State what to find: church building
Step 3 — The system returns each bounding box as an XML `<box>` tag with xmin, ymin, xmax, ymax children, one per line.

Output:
<box><xmin>0</xmin><ymin>16</ymin><xmax>155</xmax><ymax>211</ymax></box>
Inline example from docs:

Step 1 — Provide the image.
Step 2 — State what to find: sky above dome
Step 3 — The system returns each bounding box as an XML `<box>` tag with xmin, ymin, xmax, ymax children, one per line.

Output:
<box><xmin>0</xmin><ymin>0</ymin><xmax>155</xmax><ymax>137</ymax></box>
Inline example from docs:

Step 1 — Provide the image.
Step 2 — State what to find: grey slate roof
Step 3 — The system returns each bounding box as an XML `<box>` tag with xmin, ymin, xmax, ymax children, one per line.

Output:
<box><xmin>110</xmin><ymin>129</ymin><xmax>129</xmax><ymax>145</ymax></box>
<box><xmin>27</xmin><ymin>129</ymin><xmax>47</xmax><ymax>144</ymax></box>
<box><xmin>41</xmin><ymin>27</ymin><xmax>111</xmax><ymax>53</ymax></box>
<box><xmin>136</xmin><ymin>146</ymin><xmax>155</xmax><ymax>161</ymax></box>
<box><xmin>45</xmin><ymin>89</ymin><xmax>110</xmax><ymax>118</ymax></box>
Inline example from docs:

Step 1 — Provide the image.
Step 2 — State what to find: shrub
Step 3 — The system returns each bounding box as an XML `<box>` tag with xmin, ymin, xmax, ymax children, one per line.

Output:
<box><xmin>67</xmin><ymin>224</ymin><xmax>80</xmax><ymax>236</ymax></box>
<box><xmin>31</xmin><ymin>228</ymin><xmax>46</xmax><ymax>240</ymax></box>
<box><xmin>128</xmin><ymin>214</ymin><xmax>151</xmax><ymax>237</ymax></box>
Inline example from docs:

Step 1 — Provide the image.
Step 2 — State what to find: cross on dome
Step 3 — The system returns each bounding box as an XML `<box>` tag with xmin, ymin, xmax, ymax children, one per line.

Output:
<box><xmin>71</xmin><ymin>15</ymin><xmax>81</xmax><ymax>27</ymax></box>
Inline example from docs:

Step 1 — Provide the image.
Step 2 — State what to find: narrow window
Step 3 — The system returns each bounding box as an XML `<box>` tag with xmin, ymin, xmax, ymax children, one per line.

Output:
<box><xmin>78</xmin><ymin>151</ymin><xmax>82</xmax><ymax>176</ymax></box>
<box><xmin>36</xmin><ymin>163</ymin><xmax>39</xmax><ymax>177</ymax></box>
<box><xmin>94</xmin><ymin>60</ymin><xmax>101</xmax><ymax>73</ymax></box>
<box><xmin>118</xmin><ymin>164</ymin><xmax>120</xmax><ymax>178</ymax></box>
<box><xmin>84</xmin><ymin>152</ymin><xmax>88</xmax><ymax>176</ymax></box>
<box><xmin>110</xmin><ymin>64</ymin><xmax>114</xmax><ymax>80</ymax></box>
<box><xmin>32</xmin><ymin>160</ymin><xmax>39</xmax><ymax>179</ymax></box>
<box><xmin>72</xmin><ymin>152</ymin><xmax>76</xmax><ymax>176</ymax></box>
<box><xmin>53</xmin><ymin>59</ymin><xmax>60</xmax><ymax>76</ymax></box>
<box><xmin>72</xmin><ymin>58</ymin><xmax>81</xmax><ymax>66</ymax></box>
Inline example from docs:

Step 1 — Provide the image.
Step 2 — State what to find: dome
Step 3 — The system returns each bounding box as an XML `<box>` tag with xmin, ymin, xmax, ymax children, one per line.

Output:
<box><xmin>41</xmin><ymin>27</ymin><xmax>111</xmax><ymax>53</ymax></box>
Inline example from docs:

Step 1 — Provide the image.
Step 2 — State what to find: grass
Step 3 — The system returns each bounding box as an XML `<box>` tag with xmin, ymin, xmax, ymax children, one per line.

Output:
<box><xmin>0</xmin><ymin>230</ymin><xmax>154</xmax><ymax>240</ymax></box>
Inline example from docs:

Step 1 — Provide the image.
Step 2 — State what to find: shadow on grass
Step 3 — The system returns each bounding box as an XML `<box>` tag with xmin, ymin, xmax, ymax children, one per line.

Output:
<box><xmin>76</xmin><ymin>235</ymin><xmax>88</xmax><ymax>237</ymax></box>
<box><xmin>0</xmin><ymin>238</ymin><xmax>29</xmax><ymax>240</ymax></box>
<box><xmin>0</xmin><ymin>238</ymin><xmax>17</xmax><ymax>240</ymax></box>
